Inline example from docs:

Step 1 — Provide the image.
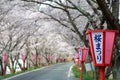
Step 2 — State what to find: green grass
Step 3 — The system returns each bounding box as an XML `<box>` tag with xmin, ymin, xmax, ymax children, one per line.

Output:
<box><xmin>0</xmin><ymin>66</ymin><xmax>40</xmax><ymax>80</ymax></box>
<box><xmin>72</xmin><ymin>65</ymin><xmax>80</xmax><ymax>77</ymax></box>
<box><xmin>0</xmin><ymin>71</ymin><xmax>23</xmax><ymax>79</ymax></box>
<box><xmin>72</xmin><ymin>65</ymin><xmax>94</xmax><ymax>80</ymax></box>
<box><xmin>83</xmin><ymin>74</ymin><xmax>93</xmax><ymax>80</ymax></box>
<box><xmin>72</xmin><ymin>65</ymin><xmax>113</xmax><ymax>80</ymax></box>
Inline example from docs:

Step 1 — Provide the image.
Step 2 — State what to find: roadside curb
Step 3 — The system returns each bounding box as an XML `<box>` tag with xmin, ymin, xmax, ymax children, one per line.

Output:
<box><xmin>68</xmin><ymin>65</ymin><xmax>79</xmax><ymax>80</ymax></box>
<box><xmin>3</xmin><ymin>63</ymin><xmax>64</xmax><ymax>80</ymax></box>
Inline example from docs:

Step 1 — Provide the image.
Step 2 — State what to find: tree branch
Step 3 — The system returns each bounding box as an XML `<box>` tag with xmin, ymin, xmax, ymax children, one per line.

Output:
<box><xmin>96</xmin><ymin>0</ymin><xmax>120</xmax><ymax>30</ymax></box>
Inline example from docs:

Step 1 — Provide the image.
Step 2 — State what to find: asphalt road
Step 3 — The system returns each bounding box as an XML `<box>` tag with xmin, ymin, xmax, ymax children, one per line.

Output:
<box><xmin>4</xmin><ymin>62</ymin><xmax>79</xmax><ymax>80</ymax></box>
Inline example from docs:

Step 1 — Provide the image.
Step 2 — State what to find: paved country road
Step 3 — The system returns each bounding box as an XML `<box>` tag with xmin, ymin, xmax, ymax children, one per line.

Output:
<box><xmin>4</xmin><ymin>62</ymin><xmax>79</xmax><ymax>80</ymax></box>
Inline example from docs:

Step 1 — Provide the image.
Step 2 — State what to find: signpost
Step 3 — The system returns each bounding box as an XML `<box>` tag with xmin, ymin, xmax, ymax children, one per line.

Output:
<box><xmin>78</xmin><ymin>48</ymin><xmax>89</xmax><ymax>80</ymax></box>
<box><xmin>86</xmin><ymin>30</ymin><xmax>118</xmax><ymax>80</ymax></box>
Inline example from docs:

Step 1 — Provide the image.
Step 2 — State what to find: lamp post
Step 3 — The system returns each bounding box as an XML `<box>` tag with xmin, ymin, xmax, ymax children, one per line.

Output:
<box><xmin>86</xmin><ymin>30</ymin><xmax>118</xmax><ymax>80</ymax></box>
<box><xmin>78</xmin><ymin>47</ymin><xmax>89</xmax><ymax>80</ymax></box>
<box><xmin>3</xmin><ymin>53</ymin><xmax>8</xmax><ymax>75</ymax></box>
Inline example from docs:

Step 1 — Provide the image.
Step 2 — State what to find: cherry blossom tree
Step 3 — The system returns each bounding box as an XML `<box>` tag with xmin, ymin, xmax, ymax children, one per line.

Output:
<box><xmin>1</xmin><ymin>0</ymin><xmax>120</xmax><ymax>79</ymax></box>
<box><xmin>21</xmin><ymin>0</ymin><xmax>120</xmax><ymax>79</ymax></box>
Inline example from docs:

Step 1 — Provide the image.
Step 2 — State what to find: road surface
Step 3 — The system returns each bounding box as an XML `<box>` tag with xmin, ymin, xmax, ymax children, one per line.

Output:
<box><xmin>4</xmin><ymin>62</ymin><xmax>79</xmax><ymax>80</ymax></box>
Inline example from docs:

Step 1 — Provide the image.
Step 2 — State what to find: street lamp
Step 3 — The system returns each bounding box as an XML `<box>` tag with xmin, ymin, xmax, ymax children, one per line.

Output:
<box><xmin>86</xmin><ymin>30</ymin><xmax>118</xmax><ymax>80</ymax></box>
<box><xmin>78</xmin><ymin>47</ymin><xmax>89</xmax><ymax>80</ymax></box>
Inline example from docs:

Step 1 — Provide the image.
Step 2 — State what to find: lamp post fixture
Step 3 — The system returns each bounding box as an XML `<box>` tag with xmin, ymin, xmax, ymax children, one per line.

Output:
<box><xmin>86</xmin><ymin>30</ymin><xmax>118</xmax><ymax>80</ymax></box>
<box><xmin>3</xmin><ymin>53</ymin><xmax>8</xmax><ymax>75</ymax></box>
<box><xmin>78</xmin><ymin>47</ymin><xmax>89</xmax><ymax>80</ymax></box>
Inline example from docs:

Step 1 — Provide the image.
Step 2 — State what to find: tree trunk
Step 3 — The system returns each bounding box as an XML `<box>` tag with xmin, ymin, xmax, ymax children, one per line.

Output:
<box><xmin>112</xmin><ymin>0</ymin><xmax>119</xmax><ymax>20</ymax></box>
<box><xmin>112</xmin><ymin>40</ymin><xmax>120</xmax><ymax>80</ymax></box>
<box><xmin>112</xmin><ymin>1</ymin><xmax>120</xmax><ymax>80</ymax></box>
<box><xmin>35</xmin><ymin>51</ymin><xmax>38</xmax><ymax>67</ymax></box>
<box><xmin>10</xmin><ymin>69</ymin><xmax>15</xmax><ymax>74</ymax></box>
<box><xmin>0</xmin><ymin>57</ymin><xmax>3</xmax><ymax>76</ymax></box>
<box><xmin>96</xmin><ymin>0</ymin><xmax>120</xmax><ymax>30</ymax></box>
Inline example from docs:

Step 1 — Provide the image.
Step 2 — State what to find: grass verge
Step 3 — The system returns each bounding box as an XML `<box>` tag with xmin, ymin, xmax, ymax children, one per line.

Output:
<box><xmin>72</xmin><ymin>65</ymin><xmax>93</xmax><ymax>80</ymax></box>
<box><xmin>0</xmin><ymin>66</ymin><xmax>40</xmax><ymax>80</ymax></box>
<box><xmin>72</xmin><ymin>65</ymin><xmax>80</xmax><ymax>78</ymax></box>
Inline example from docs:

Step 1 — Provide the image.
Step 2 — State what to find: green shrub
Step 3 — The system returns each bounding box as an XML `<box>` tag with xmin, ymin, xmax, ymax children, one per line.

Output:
<box><xmin>72</xmin><ymin>65</ymin><xmax>94</xmax><ymax>80</ymax></box>
<box><xmin>83</xmin><ymin>73</ymin><xmax>93</xmax><ymax>80</ymax></box>
<box><xmin>72</xmin><ymin>65</ymin><xmax>80</xmax><ymax>78</ymax></box>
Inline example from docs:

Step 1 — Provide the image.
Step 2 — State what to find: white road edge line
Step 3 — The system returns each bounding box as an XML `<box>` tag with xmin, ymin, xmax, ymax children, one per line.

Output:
<box><xmin>67</xmin><ymin>65</ymin><xmax>73</xmax><ymax>78</ymax></box>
